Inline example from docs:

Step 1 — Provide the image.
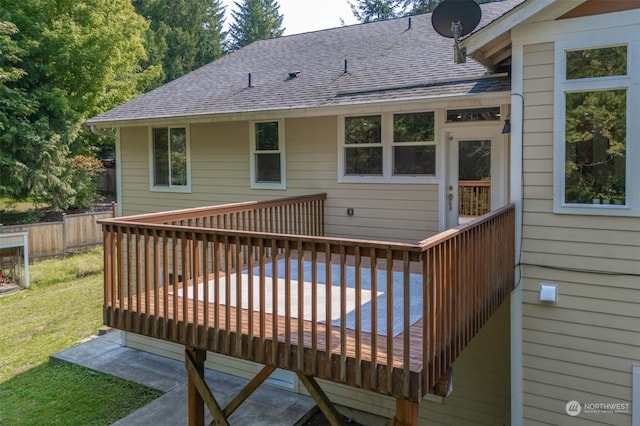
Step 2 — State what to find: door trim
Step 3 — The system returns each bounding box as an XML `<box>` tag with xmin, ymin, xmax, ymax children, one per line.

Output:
<box><xmin>441</xmin><ymin>126</ymin><xmax>508</xmax><ymax>230</ymax></box>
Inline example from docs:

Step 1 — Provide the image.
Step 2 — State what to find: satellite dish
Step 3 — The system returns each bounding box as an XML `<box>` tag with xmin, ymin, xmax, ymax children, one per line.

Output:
<box><xmin>431</xmin><ymin>0</ymin><xmax>481</xmax><ymax>63</ymax></box>
<box><xmin>431</xmin><ymin>0</ymin><xmax>481</xmax><ymax>38</ymax></box>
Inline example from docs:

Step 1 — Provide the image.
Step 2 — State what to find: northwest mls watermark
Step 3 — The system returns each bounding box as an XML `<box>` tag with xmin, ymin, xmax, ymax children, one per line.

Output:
<box><xmin>565</xmin><ymin>400</ymin><xmax>630</xmax><ymax>416</ymax></box>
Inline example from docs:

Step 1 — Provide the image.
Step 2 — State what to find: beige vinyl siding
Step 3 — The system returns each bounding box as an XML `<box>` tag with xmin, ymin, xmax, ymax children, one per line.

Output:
<box><xmin>520</xmin><ymin>42</ymin><xmax>639</xmax><ymax>425</ymax></box>
<box><xmin>118</xmin><ymin>116</ymin><xmax>439</xmax><ymax>243</ymax></box>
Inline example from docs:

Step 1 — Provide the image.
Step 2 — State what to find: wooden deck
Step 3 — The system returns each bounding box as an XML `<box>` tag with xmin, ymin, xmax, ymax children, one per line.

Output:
<box><xmin>100</xmin><ymin>193</ymin><xmax>515</xmax><ymax>423</ymax></box>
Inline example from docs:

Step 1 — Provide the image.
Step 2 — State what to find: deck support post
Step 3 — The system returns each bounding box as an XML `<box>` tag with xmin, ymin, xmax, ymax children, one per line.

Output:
<box><xmin>295</xmin><ymin>372</ymin><xmax>345</xmax><ymax>426</ymax></box>
<box><xmin>185</xmin><ymin>348</ymin><xmax>278</xmax><ymax>425</ymax></box>
<box><xmin>186</xmin><ymin>347</ymin><xmax>207</xmax><ymax>426</ymax></box>
<box><xmin>394</xmin><ymin>399</ymin><xmax>419</xmax><ymax>426</ymax></box>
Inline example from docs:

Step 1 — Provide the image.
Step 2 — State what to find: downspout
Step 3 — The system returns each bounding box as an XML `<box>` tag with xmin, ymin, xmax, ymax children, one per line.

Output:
<box><xmin>509</xmin><ymin>43</ymin><xmax>525</xmax><ymax>425</ymax></box>
<box><xmin>510</xmin><ymin>92</ymin><xmax>524</xmax><ymax>426</ymax></box>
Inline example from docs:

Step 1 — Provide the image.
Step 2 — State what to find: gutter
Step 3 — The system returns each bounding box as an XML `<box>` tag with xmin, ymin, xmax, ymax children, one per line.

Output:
<box><xmin>84</xmin><ymin>123</ymin><xmax>116</xmax><ymax>139</ymax></box>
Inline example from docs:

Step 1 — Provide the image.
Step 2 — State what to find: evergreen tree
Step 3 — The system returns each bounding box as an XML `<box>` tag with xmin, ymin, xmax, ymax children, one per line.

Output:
<box><xmin>351</xmin><ymin>0</ymin><xmax>499</xmax><ymax>22</ymax></box>
<box><xmin>402</xmin><ymin>0</ymin><xmax>439</xmax><ymax>15</ymax></box>
<box><xmin>133</xmin><ymin>0</ymin><xmax>226</xmax><ymax>87</ymax></box>
<box><xmin>349</xmin><ymin>0</ymin><xmax>404</xmax><ymax>22</ymax></box>
<box><xmin>401</xmin><ymin>0</ymin><xmax>498</xmax><ymax>17</ymax></box>
<box><xmin>227</xmin><ymin>0</ymin><xmax>284</xmax><ymax>51</ymax></box>
<box><xmin>0</xmin><ymin>0</ymin><xmax>156</xmax><ymax>209</ymax></box>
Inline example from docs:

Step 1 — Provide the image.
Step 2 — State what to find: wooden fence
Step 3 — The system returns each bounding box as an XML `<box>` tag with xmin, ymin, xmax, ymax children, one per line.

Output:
<box><xmin>1</xmin><ymin>207</ymin><xmax>115</xmax><ymax>259</ymax></box>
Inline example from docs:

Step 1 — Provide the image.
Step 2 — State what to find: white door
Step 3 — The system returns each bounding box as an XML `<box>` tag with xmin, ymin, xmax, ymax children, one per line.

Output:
<box><xmin>445</xmin><ymin>127</ymin><xmax>507</xmax><ymax>229</ymax></box>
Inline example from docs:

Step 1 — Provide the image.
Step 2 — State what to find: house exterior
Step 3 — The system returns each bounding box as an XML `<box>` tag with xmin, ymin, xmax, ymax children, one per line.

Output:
<box><xmin>87</xmin><ymin>0</ymin><xmax>639</xmax><ymax>424</ymax></box>
<box><xmin>460</xmin><ymin>1</ymin><xmax>640</xmax><ymax>425</ymax></box>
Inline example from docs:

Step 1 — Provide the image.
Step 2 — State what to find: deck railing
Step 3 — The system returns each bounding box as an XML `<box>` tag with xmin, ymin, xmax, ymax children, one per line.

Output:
<box><xmin>459</xmin><ymin>180</ymin><xmax>491</xmax><ymax>216</ymax></box>
<box><xmin>100</xmin><ymin>193</ymin><xmax>514</xmax><ymax>402</ymax></box>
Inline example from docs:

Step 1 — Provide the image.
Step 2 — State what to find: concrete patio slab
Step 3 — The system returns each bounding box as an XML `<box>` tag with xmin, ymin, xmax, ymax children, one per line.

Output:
<box><xmin>51</xmin><ymin>331</ymin><xmax>317</xmax><ymax>425</ymax></box>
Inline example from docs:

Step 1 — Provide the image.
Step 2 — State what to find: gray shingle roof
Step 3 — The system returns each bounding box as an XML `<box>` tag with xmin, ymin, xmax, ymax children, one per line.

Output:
<box><xmin>88</xmin><ymin>0</ymin><xmax>522</xmax><ymax>125</ymax></box>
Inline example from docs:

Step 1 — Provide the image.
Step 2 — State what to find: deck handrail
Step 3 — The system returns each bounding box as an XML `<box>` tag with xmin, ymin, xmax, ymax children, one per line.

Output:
<box><xmin>100</xmin><ymin>194</ymin><xmax>515</xmax><ymax>402</ymax></box>
<box><xmin>107</xmin><ymin>193</ymin><xmax>327</xmax><ymax>225</ymax></box>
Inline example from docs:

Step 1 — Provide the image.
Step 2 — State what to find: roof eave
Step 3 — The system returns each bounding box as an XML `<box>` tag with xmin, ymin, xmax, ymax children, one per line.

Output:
<box><xmin>461</xmin><ymin>0</ymin><xmax>589</xmax><ymax>70</ymax></box>
<box><xmin>84</xmin><ymin>90</ymin><xmax>512</xmax><ymax>129</ymax></box>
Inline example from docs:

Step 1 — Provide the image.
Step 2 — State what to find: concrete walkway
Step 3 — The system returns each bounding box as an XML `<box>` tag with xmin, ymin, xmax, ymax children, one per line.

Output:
<box><xmin>50</xmin><ymin>331</ymin><xmax>317</xmax><ymax>425</ymax></box>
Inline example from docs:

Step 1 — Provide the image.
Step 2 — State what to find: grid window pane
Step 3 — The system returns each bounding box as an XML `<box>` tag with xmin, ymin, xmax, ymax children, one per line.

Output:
<box><xmin>153</xmin><ymin>128</ymin><xmax>169</xmax><ymax>186</ymax></box>
<box><xmin>256</xmin><ymin>153</ymin><xmax>281</xmax><ymax>183</ymax></box>
<box><xmin>566</xmin><ymin>46</ymin><xmax>627</xmax><ymax>80</ymax></box>
<box><xmin>345</xmin><ymin>147</ymin><xmax>383</xmax><ymax>175</ymax></box>
<box><xmin>565</xmin><ymin>89</ymin><xmax>626</xmax><ymax>204</ymax></box>
<box><xmin>446</xmin><ymin>107</ymin><xmax>501</xmax><ymax>123</ymax></box>
<box><xmin>394</xmin><ymin>112</ymin><xmax>434</xmax><ymax>142</ymax></box>
<box><xmin>256</xmin><ymin>122</ymin><xmax>279</xmax><ymax>151</ymax></box>
<box><xmin>345</xmin><ymin>116</ymin><xmax>381</xmax><ymax>144</ymax></box>
<box><xmin>393</xmin><ymin>145</ymin><xmax>436</xmax><ymax>175</ymax></box>
<box><xmin>170</xmin><ymin>128</ymin><xmax>187</xmax><ymax>186</ymax></box>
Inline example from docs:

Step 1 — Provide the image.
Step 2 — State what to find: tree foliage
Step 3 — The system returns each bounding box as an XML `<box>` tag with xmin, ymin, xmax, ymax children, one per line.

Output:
<box><xmin>227</xmin><ymin>0</ymin><xmax>284</xmax><ymax>51</ymax></box>
<box><xmin>0</xmin><ymin>0</ymin><xmax>156</xmax><ymax>209</ymax></box>
<box><xmin>133</xmin><ymin>0</ymin><xmax>226</xmax><ymax>88</ymax></box>
<box><xmin>350</xmin><ymin>0</ymin><xmax>404</xmax><ymax>23</ymax></box>
<box><xmin>350</xmin><ymin>0</ymin><xmax>499</xmax><ymax>22</ymax></box>
<box><xmin>0</xmin><ymin>21</ymin><xmax>24</xmax><ymax>84</ymax></box>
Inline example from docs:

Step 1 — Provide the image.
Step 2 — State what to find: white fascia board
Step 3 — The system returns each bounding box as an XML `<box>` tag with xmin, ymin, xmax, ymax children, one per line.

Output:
<box><xmin>461</xmin><ymin>0</ymin><xmax>587</xmax><ymax>55</ymax></box>
<box><xmin>86</xmin><ymin>91</ymin><xmax>512</xmax><ymax>129</ymax></box>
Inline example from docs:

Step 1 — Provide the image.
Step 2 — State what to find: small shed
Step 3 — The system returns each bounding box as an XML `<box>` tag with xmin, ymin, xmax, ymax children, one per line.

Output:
<box><xmin>0</xmin><ymin>232</ymin><xmax>29</xmax><ymax>290</ymax></box>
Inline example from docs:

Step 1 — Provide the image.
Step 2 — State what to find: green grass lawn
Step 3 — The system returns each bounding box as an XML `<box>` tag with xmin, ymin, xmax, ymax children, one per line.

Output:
<box><xmin>0</xmin><ymin>249</ymin><xmax>161</xmax><ymax>425</ymax></box>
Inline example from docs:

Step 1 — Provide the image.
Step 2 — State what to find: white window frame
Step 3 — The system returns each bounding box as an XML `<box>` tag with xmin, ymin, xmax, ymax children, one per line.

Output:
<box><xmin>553</xmin><ymin>30</ymin><xmax>640</xmax><ymax>216</ymax></box>
<box><xmin>149</xmin><ymin>124</ymin><xmax>191</xmax><ymax>193</ymax></box>
<box><xmin>250</xmin><ymin>120</ymin><xmax>286</xmax><ymax>190</ymax></box>
<box><xmin>338</xmin><ymin>111</ymin><xmax>439</xmax><ymax>184</ymax></box>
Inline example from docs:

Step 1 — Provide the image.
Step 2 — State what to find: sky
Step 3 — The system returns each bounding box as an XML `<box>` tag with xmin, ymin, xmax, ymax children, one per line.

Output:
<box><xmin>222</xmin><ymin>0</ymin><xmax>359</xmax><ymax>36</ymax></box>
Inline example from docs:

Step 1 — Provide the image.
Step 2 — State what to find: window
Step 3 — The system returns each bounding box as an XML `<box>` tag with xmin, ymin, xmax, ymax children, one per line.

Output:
<box><xmin>339</xmin><ymin>111</ymin><xmax>437</xmax><ymax>182</ymax></box>
<box><xmin>250</xmin><ymin>121</ymin><xmax>285</xmax><ymax>189</ymax></box>
<box><xmin>345</xmin><ymin>115</ymin><xmax>382</xmax><ymax>175</ymax></box>
<box><xmin>555</xmin><ymin>42</ymin><xmax>636</xmax><ymax>214</ymax></box>
<box><xmin>446</xmin><ymin>107</ymin><xmax>501</xmax><ymax>123</ymax></box>
<box><xmin>564</xmin><ymin>89</ymin><xmax>626</xmax><ymax>205</ymax></box>
<box><xmin>151</xmin><ymin>126</ymin><xmax>190</xmax><ymax>191</ymax></box>
<box><xmin>393</xmin><ymin>112</ymin><xmax>435</xmax><ymax>175</ymax></box>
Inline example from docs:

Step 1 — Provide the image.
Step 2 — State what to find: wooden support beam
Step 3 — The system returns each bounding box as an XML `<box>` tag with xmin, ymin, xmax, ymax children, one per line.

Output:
<box><xmin>295</xmin><ymin>372</ymin><xmax>345</xmax><ymax>426</ymax></box>
<box><xmin>185</xmin><ymin>347</ymin><xmax>228</xmax><ymax>426</ymax></box>
<box><xmin>394</xmin><ymin>399</ymin><xmax>418</xmax><ymax>426</ymax></box>
<box><xmin>222</xmin><ymin>365</ymin><xmax>276</xmax><ymax>418</ymax></box>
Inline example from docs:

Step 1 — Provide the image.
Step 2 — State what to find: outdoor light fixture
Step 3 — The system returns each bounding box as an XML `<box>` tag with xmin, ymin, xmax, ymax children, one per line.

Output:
<box><xmin>502</xmin><ymin>114</ymin><xmax>511</xmax><ymax>134</ymax></box>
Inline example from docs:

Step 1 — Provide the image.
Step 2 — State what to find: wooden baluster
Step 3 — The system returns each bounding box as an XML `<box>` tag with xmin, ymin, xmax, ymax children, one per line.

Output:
<box><xmin>297</xmin><ymin>240</ymin><xmax>304</xmax><ymax>371</ymax></box>
<box><xmin>370</xmin><ymin>251</ymin><xmax>378</xmax><ymax>390</ymax></box>
<box><xmin>271</xmin><ymin>239</ymin><xmax>278</xmax><ymax>366</ymax></box>
<box><xmin>354</xmin><ymin>247</ymin><xmax>362</xmax><ymax>387</ymax></box>
<box><xmin>247</xmin><ymin>233</ymin><xmax>254</xmax><ymax>359</ymax></box>
<box><xmin>324</xmin><ymin>243</ymin><xmax>332</xmax><ymax>378</ymax></box>
<box><xmin>311</xmin><ymin>245</ymin><xmax>318</xmax><ymax>373</ymax></box>
<box><xmin>212</xmin><ymin>234</ymin><xmax>220</xmax><ymax>352</ymax></box>
<box><xmin>235</xmin><ymin>235</ymin><xmax>242</xmax><ymax>356</ymax></box>
<box><xmin>258</xmin><ymin>239</ymin><xmax>266</xmax><ymax>363</ymax></box>
<box><xmin>339</xmin><ymin>245</ymin><xmax>346</xmax><ymax>383</ymax></box>
<box><xmin>284</xmin><ymin>240</ymin><xmax>291</xmax><ymax>368</ymax></box>
<box><xmin>224</xmin><ymin>235</ymin><xmax>232</xmax><ymax>353</ymax></box>
<box><xmin>202</xmin><ymin>235</ymin><xmax>209</xmax><ymax>338</ymax></box>
<box><xmin>385</xmin><ymin>249</ymin><xmax>393</xmax><ymax>392</ymax></box>
<box><xmin>402</xmin><ymin>251</ymin><xmax>410</xmax><ymax>397</ymax></box>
